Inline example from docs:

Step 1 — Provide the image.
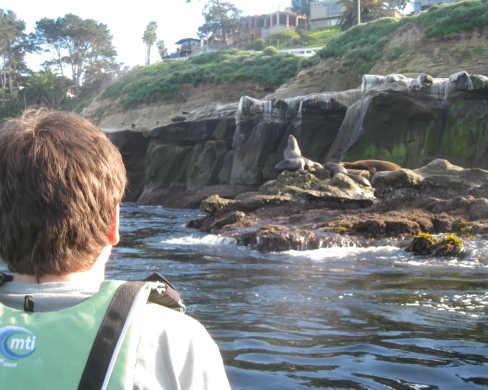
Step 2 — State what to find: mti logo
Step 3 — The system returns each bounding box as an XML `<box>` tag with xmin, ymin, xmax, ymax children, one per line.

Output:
<box><xmin>0</xmin><ymin>326</ymin><xmax>36</xmax><ymax>360</ymax></box>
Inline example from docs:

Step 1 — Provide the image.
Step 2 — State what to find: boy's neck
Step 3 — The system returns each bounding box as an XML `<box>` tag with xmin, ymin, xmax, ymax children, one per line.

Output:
<box><xmin>12</xmin><ymin>245</ymin><xmax>112</xmax><ymax>285</ymax></box>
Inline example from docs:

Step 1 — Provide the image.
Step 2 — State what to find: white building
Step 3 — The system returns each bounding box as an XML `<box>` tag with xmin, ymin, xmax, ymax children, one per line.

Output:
<box><xmin>309</xmin><ymin>0</ymin><xmax>342</xmax><ymax>29</ymax></box>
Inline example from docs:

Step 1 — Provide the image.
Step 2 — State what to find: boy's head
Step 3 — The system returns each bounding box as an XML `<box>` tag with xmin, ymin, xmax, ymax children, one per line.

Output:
<box><xmin>0</xmin><ymin>109</ymin><xmax>127</xmax><ymax>279</ymax></box>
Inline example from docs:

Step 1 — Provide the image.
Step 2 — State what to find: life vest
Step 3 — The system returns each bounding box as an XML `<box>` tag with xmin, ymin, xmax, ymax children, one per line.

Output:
<box><xmin>0</xmin><ymin>273</ymin><xmax>185</xmax><ymax>390</ymax></box>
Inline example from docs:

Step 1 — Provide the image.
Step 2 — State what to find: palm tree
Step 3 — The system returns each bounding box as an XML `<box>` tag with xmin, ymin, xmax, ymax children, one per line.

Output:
<box><xmin>20</xmin><ymin>68</ymin><xmax>65</xmax><ymax>108</ymax></box>
<box><xmin>336</xmin><ymin>0</ymin><xmax>390</xmax><ymax>31</ymax></box>
<box><xmin>156</xmin><ymin>40</ymin><xmax>168</xmax><ymax>60</ymax></box>
<box><xmin>142</xmin><ymin>21</ymin><xmax>158</xmax><ymax>66</ymax></box>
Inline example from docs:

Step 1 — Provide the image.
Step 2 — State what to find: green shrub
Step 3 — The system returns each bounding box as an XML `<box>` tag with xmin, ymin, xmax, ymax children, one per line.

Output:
<box><xmin>385</xmin><ymin>46</ymin><xmax>403</xmax><ymax>61</ymax></box>
<box><xmin>297</xmin><ymin>55</ymin><xmax>320</xmax><ymax>73</ymax></box>
<box><xmin>472</xmin><ymin>47</ymin><xmax>487</xmax><ymax>55</ymax></box>
<box><xmin>244</xmin><ymin>39</ymin><xmax>264</xmax><ymax>51</ymax></box>
<box><xmin>0</xmin><ymin>101</ymin><xmax>23</xmax><ymax>122</ymax></box>
<box><xmin>262</xmin><ymin>46</ymin><xmax>278</xmax><ymax>55</ymax></box>
<box><xmin>319</xmin><ymin>17</ymin><xmax>398</xmax><ymax>73</ymax></box>
<box><xmin>268</xmin><ymin>29</ymin><xmax>300</xmax><ymax>40</ymax></box>
<box><xmin>419</xmin><ymin>0</ymin><xmax>488</xmax><ymax>37</ymax></box>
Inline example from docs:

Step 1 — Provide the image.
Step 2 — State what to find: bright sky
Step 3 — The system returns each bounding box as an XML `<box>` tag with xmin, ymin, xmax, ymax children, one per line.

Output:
<box><xmin>2</xmin><ymin>0</ymin><xmax>290</xmax><ymax>71</ymax></box>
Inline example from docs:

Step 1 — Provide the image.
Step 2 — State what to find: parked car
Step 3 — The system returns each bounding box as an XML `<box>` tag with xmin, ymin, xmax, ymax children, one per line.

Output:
<box><xmin>286</xmin><ymin>50</ymin><xmax>316</xmax><ymax>57</ymax></box>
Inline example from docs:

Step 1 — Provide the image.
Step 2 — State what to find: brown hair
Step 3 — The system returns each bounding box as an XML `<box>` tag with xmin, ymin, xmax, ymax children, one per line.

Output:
<box><xmin>0</xmin><ymin>109</ymin><xmax>127</xmax><ymax>278</ymax></box>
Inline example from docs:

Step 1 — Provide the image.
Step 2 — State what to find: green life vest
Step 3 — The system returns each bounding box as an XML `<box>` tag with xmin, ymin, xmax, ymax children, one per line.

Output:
<box><xmin>0</xmin><ymin>276</ymin><xmax>185</xmax><ymax>389</ymax></box>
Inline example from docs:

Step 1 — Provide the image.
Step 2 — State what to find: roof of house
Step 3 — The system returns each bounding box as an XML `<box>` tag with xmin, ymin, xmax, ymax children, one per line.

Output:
<box><xmin>175</xmin><ymin>38</ymin><xmax>201</xmax><ymax>45</ymax></box>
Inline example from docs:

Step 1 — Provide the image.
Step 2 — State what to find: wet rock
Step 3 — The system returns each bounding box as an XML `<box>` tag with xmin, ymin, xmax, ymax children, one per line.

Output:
<box><xmin>468</xmin><ymin>198</ymin><xmax>488</xmax><ymax>221</ymax></box>
<box><xmin>238</xmin><ymin>193</ymin><xmax>294</xmax><ymax>211</ymax></box>
<box><xmin>200</xmin><ymin>194</ymin><xmax>237</xmax><ymax>213</ymax></box>
<box><xmin>233</xmin><ymin>226</ymin><xmax>365</xmax><ymax>252</ymax></box>
<box><xmin>212</xmin><ymin>211</ymin><xmax>246</xmax><ymax>231</ymax></box>
<box><xmin>406</xmin><ymin>232</ymin><xmax>465</xmax><ymax>257</ymax></box>
<box><xmin>405</xmin><ymin>233</ymin><xmax>438</xmax><ymax>255</ymax></box>
<box><xmin>432</xmin><ymin>216</ymin><xmax>453</xmax><ymax>233</ymax></box>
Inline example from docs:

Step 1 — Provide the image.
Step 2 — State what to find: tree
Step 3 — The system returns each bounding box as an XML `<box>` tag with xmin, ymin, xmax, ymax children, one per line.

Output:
<box><xmin>290</xmin><ymin>0</ymin><xmax>312</xmax><ymax>24</ymax></box>
<box><xmin>0</xmin><ymin>9</ymin><xmax>31</xmax><ymax>107</ymax></box>
<box><xmin>384</xmin><ymin>0</ymin><xmax>412</xmax><ymax>11</ymax></box>
<box><xmin>156</xmin><ymin>40</ymin><xmax>168</xmax><ymax>60</ymax></box>
<box><xmin>19</xmin><ymin>68</ymin><xmax>67</xmax><ymax>108</ymax></box>
<box><xmin>33</xmin><ymin>17</ymin><xmax>67</xmax><ymax>77</ymax></box>
<box><xmin>33</xmin><ymin>14</ymin><xmax>118</xmax><ymax>98</ymax></box>
<box><xmin>197</xmin><ymin>0</ymin><xmax>242</xmax><ymax>47</ymax></box>
<box><xmin>336</xmin><ymin>0</ymin><xmax>390</xmax><ymax>31</ymax></box>
<box><xmin>142</xmin><ymin>21</ymin><xmax>157</xmax><ymax>66</ymax></box>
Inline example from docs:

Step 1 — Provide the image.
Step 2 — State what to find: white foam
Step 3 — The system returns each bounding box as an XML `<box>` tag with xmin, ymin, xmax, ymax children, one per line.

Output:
<box><xmin>286</xmin><ymin>245</ymin><xmax>401</xmax><ymax>261</ymax></box>
<box><xmin>162</xmin><ymin>234</ymin><xmax>235</xmax><ymax>246</ymax></box>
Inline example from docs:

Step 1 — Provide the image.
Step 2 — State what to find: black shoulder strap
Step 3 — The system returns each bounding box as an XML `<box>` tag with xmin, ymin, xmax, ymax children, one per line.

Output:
<box><xmin>78</xmin><ymin>281</ymin><xmax>146</xmax><ymax>390</ymax></box>
<box><xmin>0</xmin><ymin>273</ymin><xmax>14</xmax><ymax>287</ymax></box>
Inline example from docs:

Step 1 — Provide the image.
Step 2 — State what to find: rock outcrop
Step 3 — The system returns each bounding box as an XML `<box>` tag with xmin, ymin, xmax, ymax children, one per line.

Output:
<box><xmin>105</xmin><ymin>130</ymin><xmax>149</xmax><ymax>202</ymax></box>
<box><xmin>188</xmin><ymin>159</ymin><xmax>488</xmax><ymax>252</ymax></box>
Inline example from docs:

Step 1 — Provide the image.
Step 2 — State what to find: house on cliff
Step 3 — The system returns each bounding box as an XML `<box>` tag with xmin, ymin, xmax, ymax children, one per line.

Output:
<box><xmin>226</xmin><ymin>8</ymin><xmax>306</xmax><ymax>49</ymax></box>
<box><xmin>309</xmin><ymin>0</ymin><xmax>404</xmax><ymax>30</ymax></box>
<box><xmin>175</xmin><ymin>38</ymin><xmax>202</xmax><ymax>58</ymax></box>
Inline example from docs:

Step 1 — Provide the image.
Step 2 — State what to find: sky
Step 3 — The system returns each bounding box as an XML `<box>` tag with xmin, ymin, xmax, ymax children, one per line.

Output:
<box><xmin>2</xmin><ymin>0</ymin><xmax>290</xmax><ymax>71</ymax></box>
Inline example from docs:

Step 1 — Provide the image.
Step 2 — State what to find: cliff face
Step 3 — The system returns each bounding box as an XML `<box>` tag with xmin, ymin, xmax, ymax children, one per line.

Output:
<box><xmin>110</xmin><ymin>71</ymin><xmax>488</xmax><ymax>208</ymax></box>
<box><xmin>82</xmin><ymin>80</ymin><xmax>272</xmax><ymax>132</ymax></box>
<box><xmin>326</xmin><ymin>72</ymin><xmax>488</xmax><ymax>168</ymax></box>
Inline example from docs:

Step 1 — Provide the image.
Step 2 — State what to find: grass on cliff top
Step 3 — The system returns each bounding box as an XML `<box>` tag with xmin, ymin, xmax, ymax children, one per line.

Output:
<box><xmin>102</xmin><ymin>47</ymin><xmax>305</xmax><ymax>109</ymax></box>
<box><xmin>320</xmin><ymin>0</ymin><xmax>488</xmax><ymax>73</ymax></box>
<box><xmin>267</xmin><ymin>26</ymin><xmax>340</xmax><ymax>50</ymax></box>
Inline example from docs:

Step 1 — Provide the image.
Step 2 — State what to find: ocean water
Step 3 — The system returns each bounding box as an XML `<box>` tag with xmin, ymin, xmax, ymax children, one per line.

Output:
<box><xmin>1</xmin><ymin>203</ymin><xmax>486</xmax><ymax>389</ymax></box>
<box><xmin>109</xmin><ymin>203</ymin><xmax>488</xmax><ymax>390</ymax></box>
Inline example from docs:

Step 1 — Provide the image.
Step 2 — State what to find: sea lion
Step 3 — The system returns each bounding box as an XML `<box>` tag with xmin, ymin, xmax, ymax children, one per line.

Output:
<box><xmin>275</xmin><ymin>157</ymin><xmax>306</xmax><ymax>172</ymax></box>
<box><xmin>283</xmin><ymin>135</ymin><xmax>324</xmax><ymax>169</ymax></box>
<box><xmin>284</xmin><ymin>135</ymin><xmax>301</xmax><ymax>160</ymax></box>
<box><xmin>324</xmin><ymin>162</ymin><xmax>372</xmax><ymax>187</ymax></box>
<box><xmin>341</xmin><ymin>160</ymin><xmax>401</xmax><ymax>176</ymax></box>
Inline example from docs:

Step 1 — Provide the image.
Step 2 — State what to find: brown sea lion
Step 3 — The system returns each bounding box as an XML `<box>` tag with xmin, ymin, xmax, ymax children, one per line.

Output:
<box><xmin>324</xmin><ymin>162</ymin><xmax>372</xmax><ymax>188</ymax></box>
<box><xmin>284</xmin><ymin>135</ymin><xmax>323</xmax><ymax>169</ymax></box>
<box><xmin>276</xmin><ymin>157</ymin><xmax>306</xmax><ymax>172</ymax></box>
<box><xmin>341</xmin><ymin>160</ymin><xmax>401</xmax><ymax>175</ymax></box>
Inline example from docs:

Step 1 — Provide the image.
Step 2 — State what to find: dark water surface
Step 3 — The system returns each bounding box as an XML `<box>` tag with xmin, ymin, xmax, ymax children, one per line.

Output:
<box><xmin>112</xmin><ymin>204</ymin><xmax>488</xmax><ymax>389</ymax></box>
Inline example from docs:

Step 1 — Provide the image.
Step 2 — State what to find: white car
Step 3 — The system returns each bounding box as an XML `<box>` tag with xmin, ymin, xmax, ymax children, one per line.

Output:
<box><xmin>287</xmin><ymin>50</ymin><xmax>316</xmax><ymax>57</ymax></box>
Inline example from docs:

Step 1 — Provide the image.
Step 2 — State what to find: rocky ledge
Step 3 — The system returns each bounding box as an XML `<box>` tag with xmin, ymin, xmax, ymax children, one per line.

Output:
<box><xmin>187</xmin><ymin>159</ymin><xmax>488</xmax><ymax>252</ymax></box>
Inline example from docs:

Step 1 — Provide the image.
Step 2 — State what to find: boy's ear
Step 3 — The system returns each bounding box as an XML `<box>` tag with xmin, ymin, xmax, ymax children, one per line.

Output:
<box><xmin>108</xmin><ymin>204</ymin><xmax>120</xmax><ymax>246</ymax></box>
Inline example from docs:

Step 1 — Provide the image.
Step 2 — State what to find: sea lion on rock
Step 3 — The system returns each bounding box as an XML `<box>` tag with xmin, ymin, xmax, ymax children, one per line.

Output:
<box><xmin>324</xmin><ymin>162</ymin><xmax>372</xmax><ymax>188</ymax></box>
<box><xmin>341</xmin><ymin>160</ymin><xmax>401</xmax><ymax>176</ymax></box>
<box><xmin>283</xmin><ymin>135</ymin><xmax>324</xmax><ymax>170</ymax></box>
<box><xmin>284</xmin><ymin>135</ymin><xmax>301</xmax><ymax>160</ymax></box>
<box><xmin>276</xmin><ymin>157</ymin><xmax>306</xmax><ymax>173</ymax></box>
